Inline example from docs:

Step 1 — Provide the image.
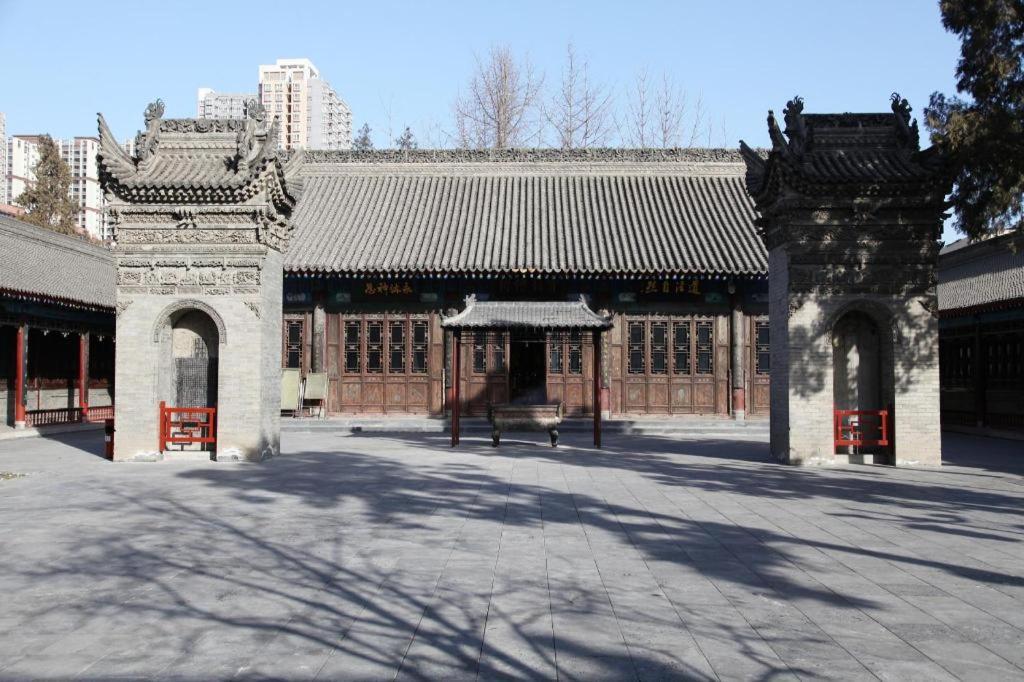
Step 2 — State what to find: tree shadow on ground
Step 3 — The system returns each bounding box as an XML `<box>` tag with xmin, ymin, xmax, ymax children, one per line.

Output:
<box><xmin>3</xmin><ymin>432</ymin><xmax>1023</xmax><ymax>679</ymax></box>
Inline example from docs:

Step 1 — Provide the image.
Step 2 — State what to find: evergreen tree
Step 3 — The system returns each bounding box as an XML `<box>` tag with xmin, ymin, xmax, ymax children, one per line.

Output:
<box><xmin>925</xmin><ymin>0</ymin><xmax>1024</xmax><ymax>237</ymax></box>
<box><xmin>395</xmin><ymin>126</ymin><xmax>417</xmax><ymax>150</ymax></box>
<box><xmin>353</xmin><ymin>123</ymin><xmax>374</xmax><ymax>151</ymax></box>
<box><xmin>16</xmin><ymin>135</ymin><xmax>79</xmax><ymax>235</ymax></box>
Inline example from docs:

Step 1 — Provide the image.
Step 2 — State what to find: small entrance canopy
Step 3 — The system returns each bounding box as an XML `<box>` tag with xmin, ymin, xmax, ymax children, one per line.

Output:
<box><xmin>442</xmin><ymin>296</ymin><xmax>611</xmax><ymax>448</ymax></box>
<box><xmin>441</xmin><ymin>295</ymin><xmax>612</xmax><ymax>331</ymax></box>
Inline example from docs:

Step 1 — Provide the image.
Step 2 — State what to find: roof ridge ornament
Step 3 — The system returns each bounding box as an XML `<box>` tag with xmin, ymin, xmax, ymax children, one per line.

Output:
<box><xmin>783</xmin><ymin>96</ymin><xmax>807</xmax><ymax>155</ymax></box>
<box><xmin>235</xmin><ymin>99</ymin><xmax>270</xmax><ymax>173</ymax></box>
<box><xmin>890</xmin><ymin>92</ymin><xmax>920</xmax><ymax>150</ymax></box>
<box><xmin>767</xmin><ymin>110</ymin><xmax>788</xmax><ymax>154</ymax></box>
<box><xmin>135</xmin><ymin>98</ymin><xmax>164</xmax><ymax>165</ymax></box>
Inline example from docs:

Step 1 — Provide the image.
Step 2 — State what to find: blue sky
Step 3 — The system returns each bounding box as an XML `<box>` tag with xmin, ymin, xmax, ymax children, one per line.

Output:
<box><xmin>1</xmin><ymin>0</ymin><xmax>963</xmax><ymax>237</ymax></box>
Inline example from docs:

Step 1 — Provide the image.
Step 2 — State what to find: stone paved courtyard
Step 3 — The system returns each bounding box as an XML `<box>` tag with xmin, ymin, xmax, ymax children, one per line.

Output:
<box><xmin>0</xmin><ymin>431</ymin><xmax>1023</xmax><ymax>681</ymax></box>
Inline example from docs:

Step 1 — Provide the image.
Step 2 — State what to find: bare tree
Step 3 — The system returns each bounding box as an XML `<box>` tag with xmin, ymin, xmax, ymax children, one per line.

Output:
<box><xmin>544</xmin><ymin>44</ymin><xmax>613</xmax><ymax>149</ymax></box>
<box><xmin>686</xmin><ymin>91</ymin><xmax>707</xmax><ymax>147</ymax></box>
<box><xmin>620</xmin><ymin>69</ymin><xmax>652</xmax><ymax>147</ymax></box>
<box><xmin>655</xmin><ymin>74</ymin><xmax>686</xmax><ymax>148</ymax></box>
<box><xmin>620</xmin><ymin>71</ymin><xmax>714</xmax><ymax>148</ymax></box>
<box><xmin>453</xmin><ymin>45</ymin><xmax>544</xmax><ymax>149</ymax></box>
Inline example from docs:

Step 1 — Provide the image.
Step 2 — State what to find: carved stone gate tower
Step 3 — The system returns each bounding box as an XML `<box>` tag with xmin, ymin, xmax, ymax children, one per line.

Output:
<box><xmin>741</xmin><ymin>95</ymin><xmax>951</xmax><ymax>466</ymax></box>
<box><xmin>99</xmin><ymin>100</ymin><xmax>299</xmax><ymax>461</ymax></box>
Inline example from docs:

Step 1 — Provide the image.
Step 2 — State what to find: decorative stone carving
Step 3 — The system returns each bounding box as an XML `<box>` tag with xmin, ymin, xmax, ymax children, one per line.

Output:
<box><xmin>741</xmin><ymin>95</ymin><xmax>952</xmax><ymax>467</ymax></box>
<box><xmin>100</xmin><ymin>99</ymin><xmax>297</xmax><ymax>462</ymax></box>
<box><xmin>135</xmin><ymin>99</ymin><xmax>164</xmax><ymax>163</ymax></box>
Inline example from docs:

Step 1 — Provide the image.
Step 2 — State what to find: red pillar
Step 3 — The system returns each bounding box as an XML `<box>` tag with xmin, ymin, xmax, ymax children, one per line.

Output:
<box><xmin>593</xmin><ymin>329</ymin><xmax>602</xmax><ymax>448</ymax></box>
<box><xmin>13</xmin><ymin>324</ymin><xmax>27</xmax><ymax>428</ymax></box>
<box><xmin>78</xmin><ymin>332</ymin><xmax>89</xmax><ymax>416</ymax></box>
<box><xmin>451</xmin><ymin>330</ymin><xmax>461</xmax><ymax>447</ymax></box>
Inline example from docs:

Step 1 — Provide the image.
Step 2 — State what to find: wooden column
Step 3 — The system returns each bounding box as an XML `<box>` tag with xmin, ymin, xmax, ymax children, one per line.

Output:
<box><xmin>973</xmin><ymin>317</ymin><xmax>985</xmax><ymax>427</ymax></box>
<box><xmin>13</xmin><ymin>324</ymin><xmax>27</xmax><ymax>429</ymax></box>
<box><xmin>311</xmin><ymin>304</ymin><xmax>326</xmax><ymax>373</ymax></box>
<box><xmin>593</xmin><ymin>329</ymin><xmax>602</xmax><ymax>448</ymax></box>
<box><xmin>78</xmin><ymin>332</ymin><xmax>90</xmax><ymax>414</ymax></box>
<box><xmin>451</xmin><ymin>330</ymin><xmax>461</xmax><ymax>446</ymax></box>
<box><xmin>730</xmin><ymin>295</ymin><xmax>746</xmax><ymax>420</ymax></box>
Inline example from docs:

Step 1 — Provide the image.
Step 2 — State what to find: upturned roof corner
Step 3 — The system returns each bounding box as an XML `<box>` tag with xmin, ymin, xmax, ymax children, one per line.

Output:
<box><xmin>97</xmin><ymin>98</ymin><xmax>300</xmax><ymax>215</ymax></box>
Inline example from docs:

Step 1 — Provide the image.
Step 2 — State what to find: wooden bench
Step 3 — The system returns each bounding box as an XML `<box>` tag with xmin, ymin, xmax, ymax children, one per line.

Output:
<box><xmin>488</xmin><ymin>403</ymin><xmax>564</xmax><ymax>447</ymax></box>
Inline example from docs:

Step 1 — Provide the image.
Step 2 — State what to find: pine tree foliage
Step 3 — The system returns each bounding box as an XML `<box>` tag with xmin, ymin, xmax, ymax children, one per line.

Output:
<box><xmin>16</xmin><ymin>135</ymin><xmax>79</xmax><ymax>235</ymax></box>
<box><xmin>353</xmin><ymin>123</ymin><xmax>374</xmax><ymax>151</ymax></box>
<box><xmin>925</xmin><ymin>0</ymin><xmax>1024</xmax><ymax>237</ymax></box>
<box><xmin>395</xmin><ymin>126</ymin><xmax>417</xmax><ymax>150</ymax></box>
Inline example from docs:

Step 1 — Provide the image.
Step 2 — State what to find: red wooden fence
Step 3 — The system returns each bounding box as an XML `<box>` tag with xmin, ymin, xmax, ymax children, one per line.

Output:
<box><xmin>834</xmin><ymin>408</ymin><xmax>890</xmax><ymax>449</ymax></box>
<box><xmin>159</xmin><ymin>402</ymin><xmax>217</xmax><ymax>453</ymax></box>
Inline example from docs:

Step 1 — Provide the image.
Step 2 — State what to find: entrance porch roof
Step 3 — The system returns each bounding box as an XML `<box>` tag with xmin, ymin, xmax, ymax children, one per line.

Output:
<box><xmin>441</xmin><ymin>295</ymin><xmax>612</xmax><ymax>330</ymax></box>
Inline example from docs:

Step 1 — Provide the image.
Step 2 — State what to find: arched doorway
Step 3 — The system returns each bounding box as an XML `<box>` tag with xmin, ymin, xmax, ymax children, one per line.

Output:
<box><xmin>832</xmin><ymin>310</ymin><xmax>892</xmax><ymax>463</ymax></box>
<box><xmin>833</xmin><ymin>311</ymin><xmax>880</xmax><ymax>413</ymax></box>
<box><xmin>157</xmin><ymin>308</ymin><xmax>220</xmax><ymax>454</ymax></box>
<box><xmin>171</xmin><ymin>310</ymin><xmax>219</xmax><ymax>409</ymax></box>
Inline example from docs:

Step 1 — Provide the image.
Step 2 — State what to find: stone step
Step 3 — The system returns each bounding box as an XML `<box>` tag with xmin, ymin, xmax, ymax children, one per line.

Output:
<box><xmin>283</xmin><ymin>416</ymin><xmax>769</xmax><ymax>439</ymax></box>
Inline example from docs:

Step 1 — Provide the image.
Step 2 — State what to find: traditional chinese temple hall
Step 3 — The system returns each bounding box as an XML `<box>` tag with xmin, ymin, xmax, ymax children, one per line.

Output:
<box><xmin>276</xmin><ymin>148</ymin><xmax>770</xmax><ymax>421</ymax></box>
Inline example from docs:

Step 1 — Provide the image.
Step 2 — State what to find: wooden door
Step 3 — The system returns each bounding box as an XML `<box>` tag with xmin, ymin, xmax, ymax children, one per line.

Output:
<box><xmin>461</xmin><ymin>330</ymin><xmax>509</xmax><ymax>416</ymax></box>
<box><xmin>748</xmin><ymin>317</ymin><xmax>771</xmax><ymax>416</ymax></box>
<box><xmin>621</xmin><ymin>315</ymin><xmax>721</xmax><ymax>415</ymax></box>
<box><xmin>546</xmin><ymin>330</ymin><xmax>593</xmax><ymax>415</ymax></box>
<box><xmin>329</xmin><ymin>313</ymin><xmax>433</xmax><ymax>414</ymax></box>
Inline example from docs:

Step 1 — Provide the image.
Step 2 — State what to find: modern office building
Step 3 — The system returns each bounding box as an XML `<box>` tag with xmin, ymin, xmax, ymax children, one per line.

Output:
<box><xmin>258</xmin><ymin>58</ymin><xmax>352</xmax><ymax>151</ymax></box>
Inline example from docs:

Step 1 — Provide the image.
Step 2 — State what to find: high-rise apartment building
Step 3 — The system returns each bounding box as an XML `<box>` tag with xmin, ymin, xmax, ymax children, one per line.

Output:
<box><xmin>6</xmin><ymin>135</ymin><xmax>41</xmax><ymax>210</ymax></box>
<box><xmin>0</xmin><ymin>113</ymin><xmax>7</xmax><ymax>205</ymax></box>
<box><xmin>5</xmin><ymin>134</ymin><xmax>110</xmax><ymax>241</ymax></box>
<box><xmin>59</xmin><ymin>137</ymin><xmax>106</xmax><ymax>240</ymax></box>
<box><xmin>258</xmin><ymin>58</ymin><xmax>352</xmax><ymax>151</ymax></box>
<box><xmin>196</xmin><ymin>88</ymin><xmax>257</xmax><ymax>119</ymax></box>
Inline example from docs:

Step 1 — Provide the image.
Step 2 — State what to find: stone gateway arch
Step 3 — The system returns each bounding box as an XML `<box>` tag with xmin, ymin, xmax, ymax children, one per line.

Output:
<box><xmin>741</xmin><ymin>95</ymin><xmax>952</xmax><ymax>466</ymax></box>
<box><xmin>99</xmin><ymin>99</ymin><xmax>301</xmax><ymax>461</ymax></box>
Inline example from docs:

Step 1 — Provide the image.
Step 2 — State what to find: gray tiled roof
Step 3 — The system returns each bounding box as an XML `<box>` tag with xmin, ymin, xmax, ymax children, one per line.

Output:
<box><xmin>938</xmin><ymin>232</ymin><xmax>1024</xmax><ymax>313</ymax></box>
<box><xmin>442</xmin><ymin>296</ymin><xmax>612</xmax><ymax>329</ymax></box>
<box><xmin>742</xmin><ymin>102</ymin><xmax>947</xmax><ymax>201</ymax></box>
<box><xmin>0</xmin><ymin>215</ymin><xmax>115</xmax><ymax>309</ymax></box>
<box><xmin>285</xmin><ymin>151</ymin><xmax>766</xmax><ymax>277</ymax></box>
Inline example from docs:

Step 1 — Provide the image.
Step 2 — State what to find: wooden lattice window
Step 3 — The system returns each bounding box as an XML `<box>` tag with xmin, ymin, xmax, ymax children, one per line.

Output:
<box><xmin>650</xmin><ymin>322</ymin><xmax>668</xmax><ymax>375</ymax></box>
<box><xmin>472</xmin><ymin>332</ymin><xmax>487</xmax><ymax>374</ymax></box>
<box><xmin>284</xmin><ymin>319</ymin><xmax>304</xmax><ymax>369</ymax></box>
<box><xmin>696</xmin><ymin>320</ymin><xmax>714</xmax><ymax>375</ymax></box>
<box><xmin>628</xmin><ymin>321</ymin><xmax>646</xmax><ymax>374</ymax></box>
<box><xmin>388</xmin><ymin>321</ymin><xmax>406</xmax><ymax>373</ymax></box>
<box><xmin>344</xmin><ymin>321</ymin><xmax>361</xmax><ymax>373</ymax></box>
<box><xmin>755</xmin><ymin>320</ymin><xmax>770</xmax><ymax>375</ymax></box>
<box><xmin>366</xmin><ymin>321</ymin><xmax>383</xmax><ymax>373</ymax></box>
<box><xmin>411</xmin><ymin>321</ymin><xmax>428</xmax><ymax>374</ymax></box>
<box><xmin>549</xmin><ymin>341</ymin><xmax>563</xmax><ymax>373</ymax></box>
<box><xmin>672</xmin><ymin>322</ymin><xmax>691</xmax><ymax>374</ymax></box>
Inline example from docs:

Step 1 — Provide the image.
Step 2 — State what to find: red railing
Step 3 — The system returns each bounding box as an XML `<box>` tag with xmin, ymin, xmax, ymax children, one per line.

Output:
<box><xmin>159</xmin><ymin>401</ymin><xmax>216</xmax><ymax>453</ymax></box>
<box><xmin>25</xmin><ymin>405</ymin><xmax>115</xmax><ymax>427</ymax></box>
<box><xmin>834</xmin><ymin>408</ymin><xmax>890</xmax><ymax>448</ymax></box>
<box><xmin>26</xmin><ymin>408</ymin><xmax>83</xmax><ymax>427</ymax></box>
<box><xmin>84</xmin><ymin>405</ymin><xmax>114</xmax><ymax>422</ymax></box>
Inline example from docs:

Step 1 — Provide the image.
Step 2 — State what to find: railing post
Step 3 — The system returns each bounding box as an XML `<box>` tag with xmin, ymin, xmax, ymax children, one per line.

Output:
<box><xmin>78</xmin><ymin>332</ymin><xmax>89</xmax><ymax>415</ymax></box>
<box><xmin>158</xmin><ymin>401</ymin><xmax>165</xmax><ymax>453</ymax></box>
<box><xmin>593</xmin><ymin>329</ymin><xmax>602</xmax><ymax>448</ymax></box>
<box><xmin>13</xmin><ymin>324</ymin><xmax>27</xmax><ymax>429</ymax></box>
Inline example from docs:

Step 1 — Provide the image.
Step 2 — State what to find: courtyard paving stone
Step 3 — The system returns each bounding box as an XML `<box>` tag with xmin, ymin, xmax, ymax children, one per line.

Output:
<box><xmin>0</xmin><ymin>430</ymin><xmax>1022</xmax><ymax>680</ymax></box>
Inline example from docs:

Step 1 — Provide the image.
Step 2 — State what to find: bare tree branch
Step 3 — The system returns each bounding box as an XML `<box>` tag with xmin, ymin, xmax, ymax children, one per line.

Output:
<box><xmin>655</xmin><ymin>74</ymin><xmax>686</xmax><ymax>148</ymax></box>
<box><xmin>620</xmin><ymin>69</ymin><xmax>652</xmax><ymax>147</ymax></box>
<box><xmin>453</xmin><ymin>45</ymin><xmax>544</xmax><ymax>149</ymax></box>
<box><xmin>544</xmin><ymin>43</ymin><xmax>614</xmax><ymax>149</ymax></box>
